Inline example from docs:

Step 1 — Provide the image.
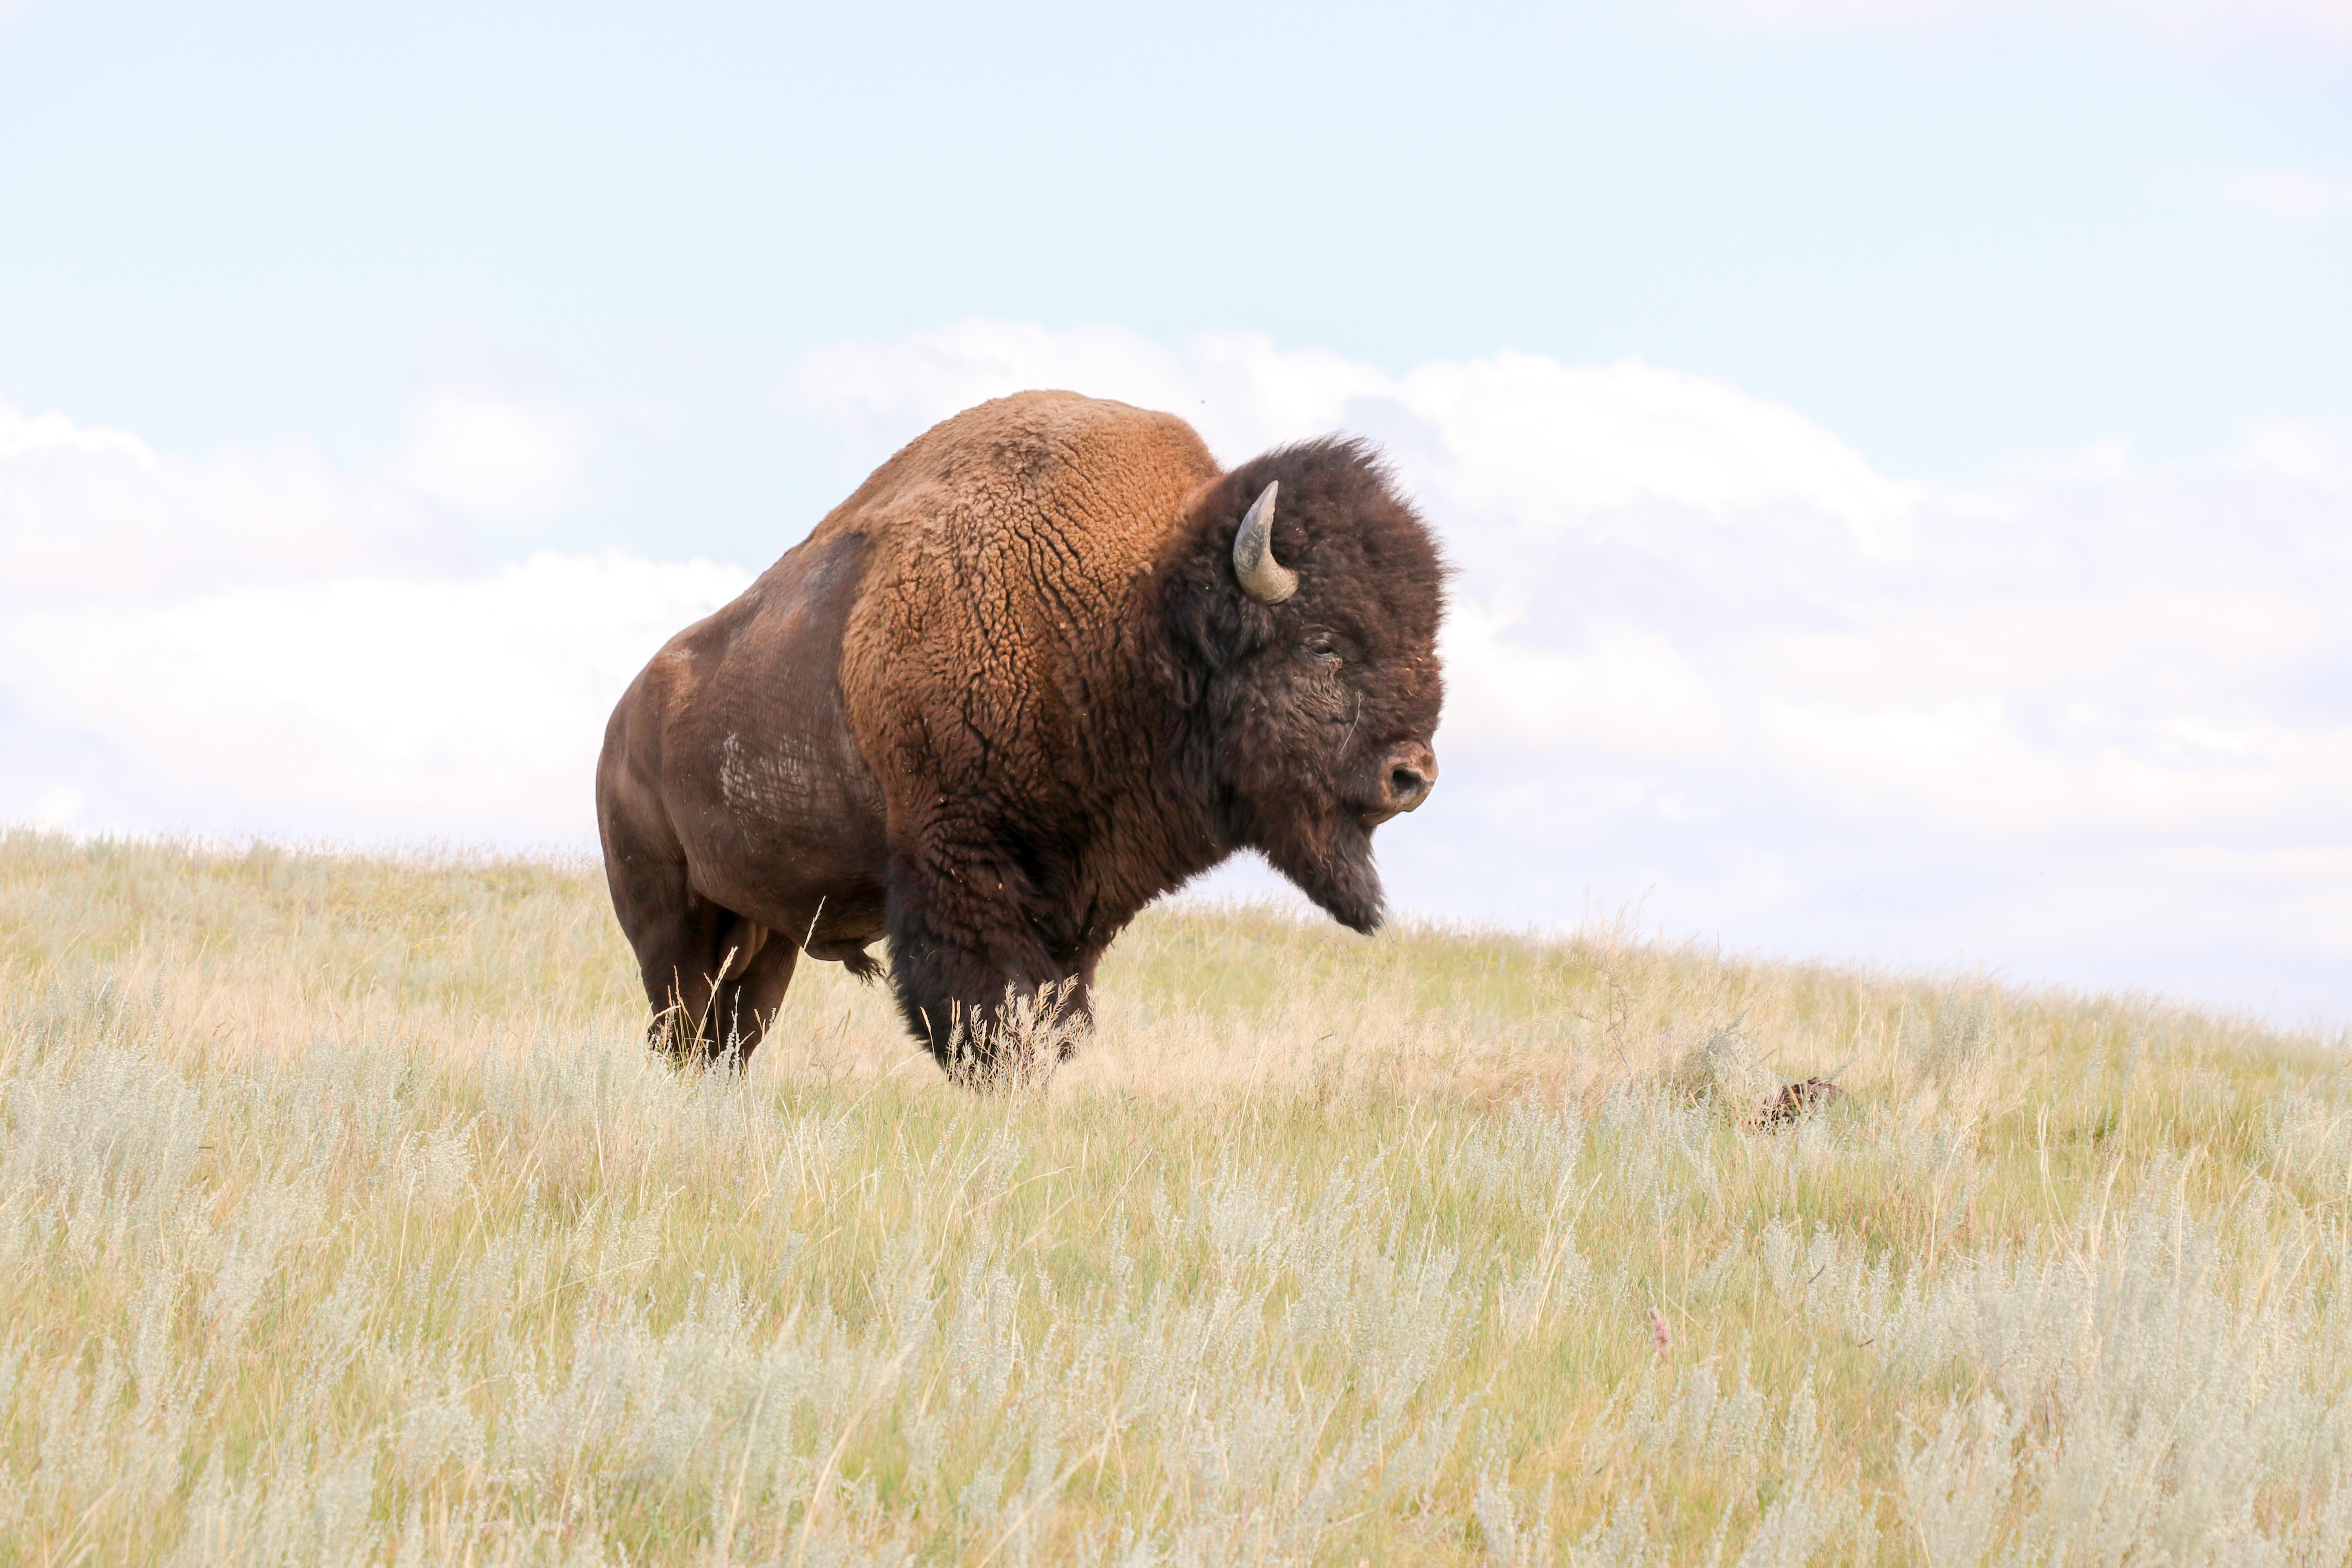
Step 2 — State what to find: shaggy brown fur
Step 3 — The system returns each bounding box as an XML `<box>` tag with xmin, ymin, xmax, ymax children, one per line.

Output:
<box><xmin>596</xmin><ymin>391</ymin><xmax>1446</xmax><ymax>1078</ymax></box>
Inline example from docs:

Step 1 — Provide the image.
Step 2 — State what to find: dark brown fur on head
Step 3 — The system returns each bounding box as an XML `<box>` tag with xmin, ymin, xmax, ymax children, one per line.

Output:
<box><xmin>1155</xmin><ymin>437</ymin><xmax>1449</xmax><ymax>934</ymax></box>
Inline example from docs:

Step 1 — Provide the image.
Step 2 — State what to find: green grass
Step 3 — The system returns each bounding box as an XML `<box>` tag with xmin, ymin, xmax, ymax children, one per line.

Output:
<box><xmin>0</xmin><ymin>827</ymin><xmax>2347</xmax><ymax>1565</ymax></box>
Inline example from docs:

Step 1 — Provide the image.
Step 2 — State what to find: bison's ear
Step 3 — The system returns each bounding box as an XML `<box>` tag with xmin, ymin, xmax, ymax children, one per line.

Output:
<box><xmin>1232</xmin><ymin>482</ymin><xmax>1297</xmax><ymax>604</ymax></box>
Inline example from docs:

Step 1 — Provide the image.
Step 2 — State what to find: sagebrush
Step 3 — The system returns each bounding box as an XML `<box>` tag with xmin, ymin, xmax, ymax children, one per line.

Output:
<box><xmin>1</xmin><ymin>828</ymin><xmax>2347</xmax><ymax>1565</ymax></box>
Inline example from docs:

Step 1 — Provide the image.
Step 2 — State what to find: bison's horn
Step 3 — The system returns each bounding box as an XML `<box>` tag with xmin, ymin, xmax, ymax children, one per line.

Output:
<box><xmin>1232</xmin><ymin>481</ymin><xmax>1297</xmax><ymax>604</ymax></box>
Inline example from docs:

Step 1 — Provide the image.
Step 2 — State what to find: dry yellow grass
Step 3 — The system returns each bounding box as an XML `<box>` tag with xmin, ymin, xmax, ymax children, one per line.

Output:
<box><xmin>1</xmin><ymin>826</ymin><xmax>2347</xmax><ymax>1565</ymax></box>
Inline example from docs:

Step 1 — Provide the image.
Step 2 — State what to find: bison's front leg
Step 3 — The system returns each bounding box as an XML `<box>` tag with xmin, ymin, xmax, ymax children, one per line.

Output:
<box><xmin>883</xmin><ymin>848</ymin><xmax>1089</xmax><ymax>1083</ymax></box>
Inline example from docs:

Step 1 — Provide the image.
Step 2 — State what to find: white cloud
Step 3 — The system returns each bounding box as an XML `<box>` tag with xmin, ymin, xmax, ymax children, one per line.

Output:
<box><xmin>0</xmin><ymin>389</ymin><xmax>704</xmax><ymax>845</ymax></box>
<box><xmin>780</xmin><ymin>321</ymin><xmax>2352</xmax><ymax>1020</ymax></box>
<box><xmin>782</xmin><ymin>321</ymin><xmax>1388</xmax><ymax>481</ymax></box>
<box><xmin>0</xmin><ymin>382</ymin><xmax>603</xmax><ymax>612</ymax></box>
<box><xmin>2225</xmin><ymin>168</ymin><xmax>2352</xmax><ymax>220</ymax></box>
<box><xmin>0</xmin><ymin>406</ymin><xmax>155</xmax><ymax>467</ymax></box>
<box><xmin>0</xmin><ymin>402</ymin><xmax>459</xmax><ymax>604</ymax></box>
<box><xmin>785</xmin><ymin>323</ymin><xmax>1913</xmax><ymax>544</ymax></box>
<box><xmin>1438</xmin><ymin>604</ymin><xmax>1730</xmax><ymax>761</ymax></box>
<box><xmin>398</xmin><ymin>388</ymin><xmax>595</xmax><ymax>525</ymax></box>
<box><xmin>2227</xmin><ymin>419</ymin><xmax>2352</xmax><ymax>489</ymax></box>
<box><xmin>0</xmin><ymin>551</ymin><xmax>747</xmax><ymax>843</ymax></box>
<box><xmin>5</xmin><ymin>332</ymin><xmax>2349</xmax><ymax>1022</ymax></box>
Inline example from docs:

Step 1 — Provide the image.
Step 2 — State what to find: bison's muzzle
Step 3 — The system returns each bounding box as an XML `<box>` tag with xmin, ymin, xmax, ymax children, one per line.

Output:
<box><xmin>1361</xmin><ymin>741</ymin><xmax>1440</xmax><ymax>828</ymax></box>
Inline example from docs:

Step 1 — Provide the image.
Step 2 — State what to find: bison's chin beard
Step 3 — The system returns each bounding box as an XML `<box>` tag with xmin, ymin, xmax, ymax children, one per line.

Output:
<box><xmin>1262</xmin><ymin>817</ymin><xmax>1386</xmax><ymax>936</ymax></box>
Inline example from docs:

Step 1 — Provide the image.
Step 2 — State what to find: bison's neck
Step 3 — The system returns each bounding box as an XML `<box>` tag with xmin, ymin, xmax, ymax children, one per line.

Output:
<box><xmin>1014</xmin><ymin>608</ymin><xmax>1233</xmax><ymax>953</ymax></box>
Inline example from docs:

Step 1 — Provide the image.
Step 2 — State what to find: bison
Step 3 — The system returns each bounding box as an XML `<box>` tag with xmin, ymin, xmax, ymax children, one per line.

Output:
<box><xmin>596</xmin><ymin>390</ymin><xmax>1445</xmax><ymax>1078</ymax></box>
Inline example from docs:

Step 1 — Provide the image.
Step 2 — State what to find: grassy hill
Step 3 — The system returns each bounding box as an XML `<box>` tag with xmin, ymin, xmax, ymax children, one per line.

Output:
<box><xmin>1</xmin><ymin>828</ymin><xmax>2346</xmax><ymax>1565</ymax></box>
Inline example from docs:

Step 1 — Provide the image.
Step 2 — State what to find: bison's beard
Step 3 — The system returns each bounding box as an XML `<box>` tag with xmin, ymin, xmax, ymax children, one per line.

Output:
<box><xmin>1261</xmin><ymin>815</ymin><xmax>1385</xmax><ymax>935</ymax></box>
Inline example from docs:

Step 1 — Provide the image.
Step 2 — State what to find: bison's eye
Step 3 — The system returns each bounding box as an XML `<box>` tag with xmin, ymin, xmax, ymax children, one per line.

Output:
<box><xmin>1301</xmin><ymin>632</ymin><xmax>1344</xmax><ymax>668</ymax></box>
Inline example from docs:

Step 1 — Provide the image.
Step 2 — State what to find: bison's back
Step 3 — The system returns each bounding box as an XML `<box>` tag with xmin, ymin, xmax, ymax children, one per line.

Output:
<box><xmin>822</xmin><ymin>392</ymin><xmax>1221</xmax><ymax>826</ymax></box>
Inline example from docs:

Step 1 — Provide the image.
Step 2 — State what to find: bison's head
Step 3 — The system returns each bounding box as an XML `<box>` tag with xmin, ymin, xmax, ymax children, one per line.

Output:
<box><xmin>1162</xmin><ymin>438</ymin><xmax>1447</xmax><ymax>933</ymax></box>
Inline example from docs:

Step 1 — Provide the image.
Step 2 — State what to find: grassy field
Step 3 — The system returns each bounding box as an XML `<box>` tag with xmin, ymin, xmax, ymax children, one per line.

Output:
<box><xmin>1</xmin><ymin>828</ymin><xmax>2347</xmax><ymax>1566</ymax></box>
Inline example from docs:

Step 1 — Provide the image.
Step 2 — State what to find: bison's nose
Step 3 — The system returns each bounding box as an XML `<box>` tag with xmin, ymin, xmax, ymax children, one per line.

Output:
<box><xmin>1367</xmin><ymin>743</ymin><xmax>1439</xmax><ymax>824</ymax></box>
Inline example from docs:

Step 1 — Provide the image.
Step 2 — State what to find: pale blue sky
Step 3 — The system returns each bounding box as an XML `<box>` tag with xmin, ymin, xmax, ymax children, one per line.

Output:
<box><xmin>5</xmin><ymin>1</ymin><xmax>2351</xmax><ymax>1024</ymax></box>
<box><xmin>5</xmin><ymin>1</ymin><xmax>2349</xmax><ymax>545</ymax></box>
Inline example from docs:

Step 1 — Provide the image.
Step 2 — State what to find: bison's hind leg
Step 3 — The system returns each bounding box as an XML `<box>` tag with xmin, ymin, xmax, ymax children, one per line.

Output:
<box><xmin>613</xmin><ymin>865</ymin><xmax>800</xmax><ymax>1066</ymax></box>
<box><xmin>705</xmin><ymin>927</ymin><xmax>800</xmax><ymax>1065</ymax></box>
<box><xmin>646</xmin><ymin>920</ymin><xmax>800</xmax><ymax>1067</ymax></box>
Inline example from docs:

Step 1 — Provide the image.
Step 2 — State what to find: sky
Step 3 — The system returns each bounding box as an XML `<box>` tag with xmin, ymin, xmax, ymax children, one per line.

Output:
<box><xmin>3</xmin><ymin>0</ymin><xmax>2349</xmax><ymax>1025</ymax></box>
